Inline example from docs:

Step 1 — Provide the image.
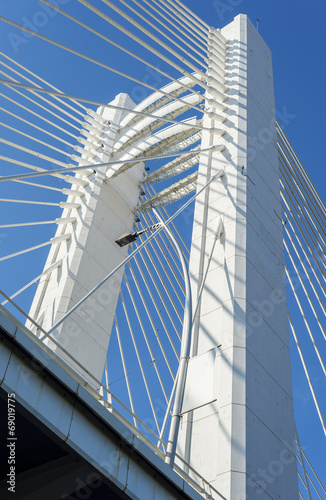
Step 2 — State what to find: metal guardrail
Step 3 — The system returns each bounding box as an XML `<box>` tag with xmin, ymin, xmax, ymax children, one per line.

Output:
<box><xmin>0</xmin><ymin>296</ymin><xmax>225</xmax><ymax>500</ymax></box>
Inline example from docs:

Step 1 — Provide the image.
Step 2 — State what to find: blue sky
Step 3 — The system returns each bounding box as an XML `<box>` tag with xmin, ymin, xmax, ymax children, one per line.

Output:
<box><xmin>0</xmin><ymin>0</ymin><xmax>325</xmax><ymax>493</ymax></box>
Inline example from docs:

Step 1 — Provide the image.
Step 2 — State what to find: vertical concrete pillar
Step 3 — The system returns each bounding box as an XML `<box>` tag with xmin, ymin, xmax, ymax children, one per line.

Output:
<box><xmin>178</xmin><ymin>15</ymin><xmax>298</xmax><ymax>499</ymax></box>
<box><xmin>27</xmin><ymin>93</ymin><xmax>144</xmax><ymax>386</ymax></box>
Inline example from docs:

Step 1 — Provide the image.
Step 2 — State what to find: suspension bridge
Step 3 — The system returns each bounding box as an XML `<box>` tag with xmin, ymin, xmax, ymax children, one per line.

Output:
<box><xmin>0</xmin><ymin>1</ymin><xmax>325</xmax><ymax>499</ymax></box>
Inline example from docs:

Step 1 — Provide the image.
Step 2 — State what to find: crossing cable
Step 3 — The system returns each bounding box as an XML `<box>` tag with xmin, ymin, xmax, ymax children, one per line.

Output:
<box><xmin>301</xmin><ymin>450</ymin><xmax>326</xmax><ymax>496</ymax></box>
<box><xmin>0</xmin><ymin>70</ymin><xmax>81</xmax><ymax>132</ymax></box>
<box><xmin>280</xmin><ymin>175</ymin><xmax>326</xmax><ymax>278</ymax></box>
<box><xmin>0</xmin><ymin>138</ymin><xmax>75</xmax><ymax>171</ymax></box>
<box><xmin>143</xmin><ymin>209</ymin><xmax>184</xmax><ymax>282</ymax></box>
<box><xmin>0</xmin><ymin>154</ymin><xmax>87</xmax><ymax>192</ymax></box>
<box><xmin>167</xmin><ymin>0</ymin><xmax>210</xmax><ymax>31</ymax></box>
<box><xmin>284</xmin><ymin>238</ymin><xmax>326</xmax><ymax>341</ymax></box>
<box><xmin>281</xmin><ymin>190</ymin><xmax>326</xmax><ymax>289</ymax></box>
<box><xmin>285</xmin><ymin>266</ymin><xmax>326</xmax><ymax>376</ymax></box>
<box><xmin>135</xmin><ymin>229</ymin><xmax>184</xmax><ymax>321</ymax></box>
<box><xmin>0</xmin><ymin>51</ymin><xmax>87</xmax><ymax>115</ymax></box>
<box><xmin>46</xmin><ymin>168</ymin><xmax>225</xmax><ymax>337</ymax></box>
<box><xmin>120</xmin><ymin>289</ymin><xmax>161</xmax><ymax>434</ymax></box>
<box><xmin>0</xmin><ymin>198</ymin><xmax>60</xmax><ymax>206</ymax></box>
<box><xmin>282</xmin><ymin>167</ymin><xmax>326</xmax><ymax>254</ymax></box>
<box><xmin>114</xmin><ymin>317</ymin><xmax>138</xmax><ymax>428</ymax></box>
<box><xmin>164</xmin><ymin>0</ymin><xmax>210</xmax><ymax>33</ymax></box>
<box><xmin>0</xmin><ymin>92</ymin><xmax>79</xmax><ymax>140</ymax></box>
<box><xmin>127</xmin><ymin>261</ymin><xmax>177</xmax><ymax>376</ymax></box>
<box><xmin>295</xmin><ymin>427</ymin><xmax>313</xmax><ymax>500</ymax></box>
<box><xmin>10</xmin><ymin>180</ymin><xmax>62</xmax><ymax>192</ymax></box>
<box><xmin>123</xmin><ymin>271</ymin><xmax>169</xmax><ymax>403</ymax></box>
<box><xmin>125</xmin><ymin>0</ymin><xmax>208</xmax><ymax>61</ymax></box>
<box><xmin>135</xmin><ymin>226</ymin><xmax>185</xmax><ymax>312</ymax></box>
<box><xmin>0</xmin><ymin>80</ymin><xmax>218</xmax><ymax>133</ymax></box>
<box><xmin>0</xmin><ymin>220</ymin><xmax>61</xmax><ymax>229</ymax></box>
<box><xmin>282</xmin><ymin>205</ymin><xmax>326</xmax><ymax>314</ymax></box>
<box><xmin>1</xmin><ymin>260</ymin><xmax>62</xmax><ymax>306</ymax></box>
<box><xmin>295</xmin><ymin>438</ymin><xmax>321</xmax><ymax>500</ymax></box>
<box><xmin>288</xmin><ymin>314</ymin><xmax>326</xmax><ymax>438</ymax></box>
<box><xmin>77</xmin><ymin>0</ymin><xmax>212</xmax><ymax>90</ymax></box>
<box><xmin>0</xmin><ymin>104</ymin><xmax>75</xmax><ymax>149</ymax></box>
<box><xmin>280</xmin><ymin>183</ymin><xmax>326</xmax><ymax>292</ymax></box>
<box><xmin>279</xmin><ymin>147</ymin><xmax>326</xmax><ymax>245</ymax></box>
<box><xmin>146</xmin><ymin>183</ymin><xmax>190</xmax><ymax>258</ymax></box>
<box><xmin>157</xmin><ymin>0</ymin><xmax>209</xmax><ymax>40</ymax></box>
<box><xmin>40</xmin><ymin>0</ymin><xmax>209</xmax><ymax>103</ymax></box>
<box><xmin>0</xmin><ymin>122</ymin><xmax>70</xmax><ymax>158</ymax></box>
<box><xmin>0</xmin><ymin>59</ymin><xmax>84</xmax><ymax>126</ymax></box>
<box><xmin>0</xmin><ymin>271</ymin><xmax>44</xmax><ymax>307</ymax></box>
<box><xmin>98</xmin><ymin>0</ymin><xmax>208</xmax><ymax>66</ymax></box>
<box><xmin>131</xmin><ymin>245</ymin><xmax>182</xmax><ymax>347</ymax></box>
<box><xmin>0</xmin><ymin>240</ymin><xmax>55</xmax><ymax>262</ymax></box>
<box><xmin>0</xmin><ymin>145</ymin><xmax>220</xmax><ymax>184</ymax></box>
<box><xmin>141</xmin><ymin>208</ymin><xmax>184</xmax><ymax>280</ymax></box>
<box><xmin>280</xmin><ymin>156</ymin><xmax>326</xmax><ymax>249</ymax></box>
<box><xmin>0</xmin><ymin>19</ymin><xmax>215</xmax><ymax>119</ymax></box>
<box><xmin>280</xmin><ymin>167</ymin><xmax>326</xmax><ymax>275</ymax></box>
<box><xmin>141</xmin><ymin>0</ymin><xmax>207</xmax><ymax>53</ymax></box>
<box><xmin>278</xmin><ymin>132</ymin><xmax>325</xmax><ymax>225</ymax></box>
<box><xmin>277</xmin><ymin>122</ymin><xmax>326</xmax><ymax>218</ymax></box>
<box><xmin>154</xmin><ymin>0</ymin><xmax>208</xmax><ymax>45</ymax></box>
<box><xmin>0</xmin><ymin>153</ymin><xmax>68</xmax><ymax>182</ymax></box>
<box><xmin>113</xmin><ymin>0</ymin><xmax>207</xmax><ymax>69</ymax></box>
<box><xmin>192</xmin><ymin>217</ymin><xmax>223</xmax><ymax>326</ymax></box>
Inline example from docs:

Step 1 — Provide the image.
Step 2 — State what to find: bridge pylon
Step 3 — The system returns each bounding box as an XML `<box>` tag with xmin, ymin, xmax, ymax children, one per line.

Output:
<box><xmin>176</xmin><ymin>14</ymin><xmax>298</xmax><ymax>499</ymax></box>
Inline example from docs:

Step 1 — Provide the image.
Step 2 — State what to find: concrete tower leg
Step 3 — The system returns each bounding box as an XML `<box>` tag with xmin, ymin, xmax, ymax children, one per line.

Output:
<box><xmin>177</xmin><ymin>15</ymin><xmax>298</xmax><ymax>499</ymax></box>
<box><xmin>27</xmin><ymin>93</ymin><xmax>144</xmax><ymax>387</ymax></box>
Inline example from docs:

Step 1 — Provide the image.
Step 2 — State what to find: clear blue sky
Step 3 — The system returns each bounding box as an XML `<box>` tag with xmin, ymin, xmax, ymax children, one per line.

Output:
<box><xmin>0</xmin><ymin>0</ymin><xmax>325</xmax><ymax>493</ymax></box>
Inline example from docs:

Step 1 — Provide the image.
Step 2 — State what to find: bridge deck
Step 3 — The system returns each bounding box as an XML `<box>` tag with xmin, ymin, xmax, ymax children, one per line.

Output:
<box><xmin>0</xmin><ymin>309</ymin><xmax>205</xmax><ymax>500</ymax></box>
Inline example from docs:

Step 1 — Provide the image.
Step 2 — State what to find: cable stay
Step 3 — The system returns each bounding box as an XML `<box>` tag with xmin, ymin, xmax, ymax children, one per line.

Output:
<box><xmin>288</xmin><ymin>314</ymin><xmax>326</xmax><ymax>438</ymax></box>
<box><xmin>0</xmin><ymin>17</ymin><xmax>221</xmax><ymax>118</ymax></box>
<box><xmin>0</xmin><ymin>91</ymin><xmax>79</xmax><ymax>140</ymax></box>
<box><xmin>0</xmin><ymin>70</ymin><xmax>81</xmax><ymax>132</ymax></box>
<box><xmin>0</xmin><ymin>51</ymin><xmax>87</xmax><ymax>114</ymax></box>
<box><xmin>117</xmin><ymin>0</ymin><xmax>208</xmax><ymax>63</ymax></box>
<box><xmin>0</xmin><ymin>59</ymin><xmax>84</xmax><ymax>126</ymax></box>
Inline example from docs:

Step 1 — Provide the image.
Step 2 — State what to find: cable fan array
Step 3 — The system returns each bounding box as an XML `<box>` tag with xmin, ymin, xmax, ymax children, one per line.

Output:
<box><xmin>0</xmin><ymin>0</ymin><xmax>324</xmax><ymax>497</ymax></box>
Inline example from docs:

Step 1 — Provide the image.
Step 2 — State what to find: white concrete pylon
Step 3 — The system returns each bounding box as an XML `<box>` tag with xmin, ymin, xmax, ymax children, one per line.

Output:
<box><xmin>176</xmin><ymin>15</ymin><xmax>298</xmax><ymax>500</ymax></box>
<box><xmin>26</xmin><ymin>93</ymin><xmax>145</xmax><ymax>387</ymax></box>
